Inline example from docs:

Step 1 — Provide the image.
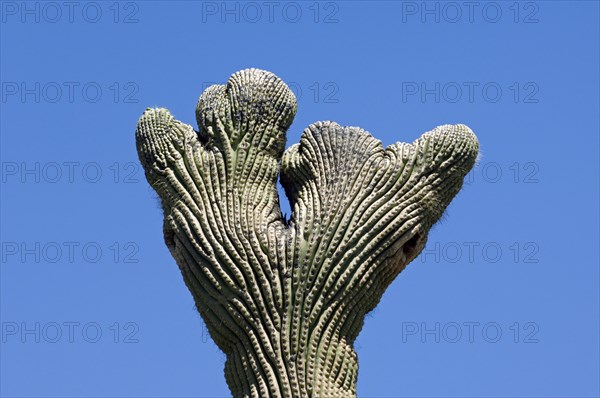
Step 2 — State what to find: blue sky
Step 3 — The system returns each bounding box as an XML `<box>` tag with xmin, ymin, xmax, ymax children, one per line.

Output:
<box><xmin>1</xmin><ymin>1</ymin><xmax>598</xmax><ymax>397</ymax></box>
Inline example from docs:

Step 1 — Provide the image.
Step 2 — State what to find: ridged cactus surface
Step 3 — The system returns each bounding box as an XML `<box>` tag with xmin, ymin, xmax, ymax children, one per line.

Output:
<box><xmin>136</xmin><ymin>69</ymin><xmax>479</xmax><ymax>398</ymax></box>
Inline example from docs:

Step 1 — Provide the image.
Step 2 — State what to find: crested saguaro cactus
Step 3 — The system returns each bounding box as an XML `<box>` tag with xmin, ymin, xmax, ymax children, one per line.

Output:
<box><xmin>136</xmin><ymin>69</ymin><xmax>479</xmax><ymax>397</ymax></box>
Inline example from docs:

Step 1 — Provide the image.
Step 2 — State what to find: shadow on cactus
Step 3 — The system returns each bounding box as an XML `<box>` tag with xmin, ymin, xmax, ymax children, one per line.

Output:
<box><xmin>136</xmin><ymin>68</ymin><xmax>479</xmax><ymax>398</ymax></box>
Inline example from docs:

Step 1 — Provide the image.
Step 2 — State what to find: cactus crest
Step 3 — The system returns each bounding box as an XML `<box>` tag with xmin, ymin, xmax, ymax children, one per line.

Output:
<box><xmin>136</xmin><ymin>68</ymin><xmax>479</xmax><ymax>398</ymax></box>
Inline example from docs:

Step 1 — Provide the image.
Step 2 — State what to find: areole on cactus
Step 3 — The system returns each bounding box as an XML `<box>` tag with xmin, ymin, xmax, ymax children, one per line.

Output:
<box><xmin>136</xmin><ymin>68</ymin><xmax>479</xmax><ymax>398</ymax></box>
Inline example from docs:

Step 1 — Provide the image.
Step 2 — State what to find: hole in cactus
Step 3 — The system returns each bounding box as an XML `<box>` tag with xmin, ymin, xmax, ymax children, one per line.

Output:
<box><xmin>403</xmin><ymin>233</ymin><xmax>421</xmax><ymax>259</ymax></box>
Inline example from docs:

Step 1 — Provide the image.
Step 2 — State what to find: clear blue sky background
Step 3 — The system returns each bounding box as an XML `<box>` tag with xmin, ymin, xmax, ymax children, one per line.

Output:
<box><xmin>1</xmin><ymin>1</ymin><xmax>598</xmax><ymax>397</ymax></box>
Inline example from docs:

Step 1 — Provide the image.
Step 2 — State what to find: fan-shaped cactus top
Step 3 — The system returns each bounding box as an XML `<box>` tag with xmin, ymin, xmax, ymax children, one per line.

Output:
<box><xmin>136</xmin><ymin>68</ymin><xmax>479</xmax><ymax>398</ymax></box>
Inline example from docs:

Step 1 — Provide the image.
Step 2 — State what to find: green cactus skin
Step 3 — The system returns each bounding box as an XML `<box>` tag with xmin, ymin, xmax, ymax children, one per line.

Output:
<box><xmin>136</xmin><ymin>69</ymin><xmax>479</xmax><ymax>398</ymax></box>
